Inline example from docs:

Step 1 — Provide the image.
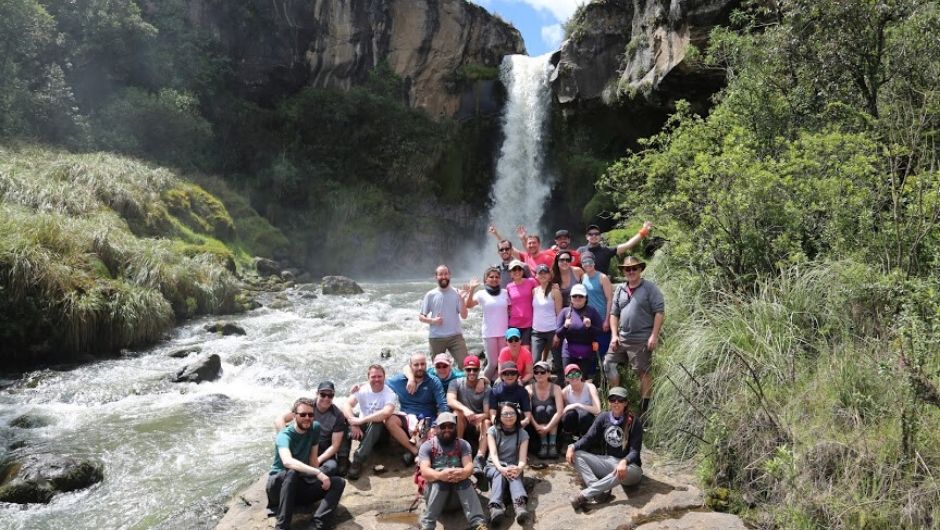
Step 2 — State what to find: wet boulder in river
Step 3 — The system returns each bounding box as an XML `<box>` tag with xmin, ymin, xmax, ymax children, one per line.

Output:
<box><xmin>173</xmin><ymin>353</ymin><xmax>222</xmax><ymax>383</ymax></box>
<box><xmin>0</xmin><ymin>454</ymin><xmax>104</xmax><ymax>504</ymax></box>
<box><xmin>253</xmin><ymin>257</ymin><xmax>281</xmax><ymax>277</ymax></box>
<box><xmin>204</xmin><ymin>322</ymin><xmax>246</xmax><ymax>336</ymax></box>
<box><xmin>321</xmin><ymin>275</ymin><xmax>363</xmax><ymax>295</ymax></box>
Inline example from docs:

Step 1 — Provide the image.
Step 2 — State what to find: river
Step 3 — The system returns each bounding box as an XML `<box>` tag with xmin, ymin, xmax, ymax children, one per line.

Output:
<box><xmin>0</xmin><ymin>281</ymin><xmax>487</xmax><ymax>530</ymax></box>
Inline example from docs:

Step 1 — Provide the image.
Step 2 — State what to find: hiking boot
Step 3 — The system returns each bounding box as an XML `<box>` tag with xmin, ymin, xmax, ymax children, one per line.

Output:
<box><xmin>546</xmin><ymin>442</ymin><xmax>558</xmax><ymax>459</ymax></box>
<box><xmin>337</xmin><ymin>457</ymin><xmax>350</xmax><ymax>476</ymax></box>
<box><xmin>347</xmin><ymin>459</ymin><xmax>362</xmax><ymax>480</ymax></box>
<box><xmin>569</xmin><ymin>494</ymin><xmax>587</xmax><ymax>512</ymax></box>
<box><xmin>402</xmin><ymin>452</ymin><xmax>415</xmax><ymax>466</ymax></box>
<box><xmin>514</xmin><ymin>499</ymin><xmax>531</xmax><ymax>525</ymax></box>
<box><xmin>537</xmin><ymin>443</ymin><xmax>549</xmax><ymax>459</ymax></box>
<box><xmin>488</xmin><ymin>503</ymin><xmax>505</xmax><ymax>526</ymax></box>
<box><xmin>593</xmin><ymin>491</ymin><xmax>615</xmax><ymax>504</ymax></box>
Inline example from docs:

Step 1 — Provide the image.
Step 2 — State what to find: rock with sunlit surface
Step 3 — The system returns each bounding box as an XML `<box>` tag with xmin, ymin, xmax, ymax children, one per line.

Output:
<box><xmin>0</xmin><ymin>454</ymin><xmax>103</xmax><ymax>504</ymax></box>
<box><xmin>173</xmin><ymin>353</ymin><xmax>222</xmax><ymax>383</ymax></box>
<box><xmin>321</xmin><ymin>276</ymin><xmax>364</xmax><ymax>295</ymax></box>
<box><xmin>204</xmin><ymin>322</ymin><xmax>247</xmax><ymax>336</ymax></box>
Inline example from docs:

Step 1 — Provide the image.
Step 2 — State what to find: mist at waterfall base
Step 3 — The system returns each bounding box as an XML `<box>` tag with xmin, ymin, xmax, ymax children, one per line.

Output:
<box><xmin>0</xmin><ymin>282</ymin><xmax>494</xmax><ymax>529</ymax></box>
<box><xmin>453</xmin><ymin>53</ymin><xmax>555</xmax><ymax>278</ymax></box>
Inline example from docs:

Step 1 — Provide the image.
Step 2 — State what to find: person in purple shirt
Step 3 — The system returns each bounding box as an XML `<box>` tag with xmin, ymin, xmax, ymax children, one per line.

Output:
<box><xmin>555</xmin><ymin>284</ymin><xmax>603</xmax><ymax>377</ymax></box>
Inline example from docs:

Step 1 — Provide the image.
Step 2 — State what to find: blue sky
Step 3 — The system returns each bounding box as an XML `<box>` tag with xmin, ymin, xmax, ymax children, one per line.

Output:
<box><xmin>469</xmin><ymin>0</ymin><xmax>585</xmax><ymax>56</ymax></box>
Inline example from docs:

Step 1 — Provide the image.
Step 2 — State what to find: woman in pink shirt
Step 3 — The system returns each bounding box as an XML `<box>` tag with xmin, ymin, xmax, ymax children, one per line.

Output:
<box><xmin>498</xmin><ymin>328</ymin><xmax>534</xmax><ymax>383</ymax></box>
<box><xmin>506</xmin><ymin>260</ymin><xmax>540</xmax><ymax>344</ymax></box>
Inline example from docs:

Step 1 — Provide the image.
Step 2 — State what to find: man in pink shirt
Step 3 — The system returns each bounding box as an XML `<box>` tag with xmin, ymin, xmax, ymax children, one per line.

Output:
<box><xmin>498</xmin><ymin>328</ymin><xmax>534</xmax><ymax>384</ymax></box>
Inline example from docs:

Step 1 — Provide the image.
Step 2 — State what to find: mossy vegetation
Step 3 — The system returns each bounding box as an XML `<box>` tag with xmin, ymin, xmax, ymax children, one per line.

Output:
<box><xmin>0</xmin><ymin>145</ymin><xmax>285</xmax><ymax>366</ymax></box>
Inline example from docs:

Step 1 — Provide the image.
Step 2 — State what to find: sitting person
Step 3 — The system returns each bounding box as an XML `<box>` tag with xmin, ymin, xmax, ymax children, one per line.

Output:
<box><xmin>567</xmin><ymin>387</ymin><xmax>643</xmax><ymax>511</ymax></box>
<box><xmin>340</xmin><ymin>364</ymin><xmax>399</xmax><ymax>480</ymax></box>
<box><xmin>386</xmin><ymin>353</ymin><xmax>449</xmax><ymax>465</ymax></box>
<box><xmin>526</xmin><ymin>360</ymin><xmax>564</xmax><ymax>458</ymax></box>
<box><xmin>266</xmin><ymin>397</ymin><xmax>346</xmax><ymax>530</ymax></box>
<box><xmin>416</xmin><ymin>412</ymin><xmax>489</xmax><ymax>530</ymax></box>
<box><xmin>488</xmin><ymin>361</ymin><xmax>533</xmax><ymax>429</ymax></box>
<box><xmin>485</xmin><ymin>403</ymin><xmax>531</xmax><ymax>526</ymax></box>
<box><xmin>446</xmin><ymin>355</ymin><xmax>491</xmax><ymax>477</ymax></box>
<box><xmin>275</xmin><ymin>381</ymin><xmax>349</xmax><ymax>476</ymax></box>
<box><xmin>561</xmin><ymin>364</ymin><xmax>601</xmax><ymax>440</ymax></box>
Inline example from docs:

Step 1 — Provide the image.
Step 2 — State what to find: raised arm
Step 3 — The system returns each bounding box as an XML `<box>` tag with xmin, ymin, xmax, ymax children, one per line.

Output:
<box><xmin>489</xmin><ymin>225</ymin><xmax>524</xmax><ymax>259</ymax></box>
<box><xmin>615</xmin><ymin>221</ymin><xmax>653</xmax><ymax>256</ymax></box>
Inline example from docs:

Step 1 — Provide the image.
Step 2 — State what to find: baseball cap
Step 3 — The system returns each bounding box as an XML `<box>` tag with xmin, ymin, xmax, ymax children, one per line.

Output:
<box><xmin>509</xmin><ymin>259</ymin><xmax>526</xmax><ymax>270</ymax></box>
<box><xmin>555</xmin><ymin>229</ymin><xmax>570</xmax><ymax>238</ymax></box>
<box><xmin>463</xmin><ymin>355</ymin><xmax>481</xmax><ymax>368</ymax></box>
<box><xmin>564</xmin><ymin>364</ymin><xmax>582</xmax><ymax>376</ymax></box>
<box><xmin>533</xmin><ymin>360</ymin><xmax>551</xmax><ymax>371</ymax></box>
<box><xmin>504</xmin><ymin>328</ymin><xmax>522</xmax><ymax>340</ymax></box>
<box><xmin>586</xmin><ymin>224</ymin><xmax>600</xmax><ymax>232</ymax></box>
<box><xmin>436</xmin><ymin>412</ymin><xmax>457</xmax><ymax>425</ymax></box>
<box><xmin>535</xmin><ymin>264</ymin><xmax>550</xmax><ymax>274</ymax></box>
<box><xmin>500</xmin><ymin>361</ymin><xmax>519</xmax><ymax>374</ymax></box>
<box><xmin>570</xmin><ymin>284</ymin><xmax>587</xmax><ymax>297</ymax></box>
<box><xmin>433</xmin><ymin>353</ymin><xmax>452</xmax><ymax>366</ymax></box>
<box><xmin>317</xmin><ymin>381</ymin><xmax>335</xmax><ymax>393</ymax></box>
<box><xmin>608</xmin><ymin>386</ymin><xmax>629</xmax><ymax>399</ymax></box>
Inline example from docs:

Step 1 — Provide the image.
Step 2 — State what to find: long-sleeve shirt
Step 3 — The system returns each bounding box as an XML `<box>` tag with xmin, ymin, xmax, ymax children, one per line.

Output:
<box><xmin>572</xmin><ymin>411</ymin><xmax>643</xmax><ymax>466</ymax></box>
<box><xmin>555</xmin><ymin>305</ymin><xmax>603</xmax><ymax>359</ymax></box>
<box><xmin>386</xmin><ymin>373</ymin><xmax>448</xmax><ymax>418</ymax></box>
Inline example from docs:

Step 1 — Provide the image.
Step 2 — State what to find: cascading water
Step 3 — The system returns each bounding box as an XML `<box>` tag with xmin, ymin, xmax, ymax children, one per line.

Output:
<box><xmin>488</xmin><ymin>53</ymin><xmax>555</xmax><ymax>236</ymax></box>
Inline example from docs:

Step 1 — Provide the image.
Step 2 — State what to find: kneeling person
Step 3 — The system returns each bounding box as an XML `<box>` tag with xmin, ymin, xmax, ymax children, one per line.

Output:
<box><xmin>417</xmin><ymin>412</ymin><xmax>489</xmax><ymax>530</ymax></box>
<box><xmin>566</xmin><ymin>387</ymin><xmax>643</xmax><ymax>511</ymax></box>
<box><xmin>267</xmin><ymin>397</ymin><xmax>346</xmax><ymax>530</ymax></box>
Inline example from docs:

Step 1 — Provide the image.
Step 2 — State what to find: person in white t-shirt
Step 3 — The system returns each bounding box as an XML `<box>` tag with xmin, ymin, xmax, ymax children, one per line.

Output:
<box><xmin>464</xmin><ymin>266</ymin><xmax>511</xmax><ymax>380</ymax></box>
<box><xmin>340</xmin><ymin>364</ymin><xmax>399</xmax><ymax>480</ymax></box>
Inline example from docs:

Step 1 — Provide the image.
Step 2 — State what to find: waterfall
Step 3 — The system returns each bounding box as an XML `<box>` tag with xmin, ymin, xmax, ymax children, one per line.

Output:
<box><xmin>488</xmin><ymin>53</ymin><xmax>555</xmax><ymax>236</ymax></box>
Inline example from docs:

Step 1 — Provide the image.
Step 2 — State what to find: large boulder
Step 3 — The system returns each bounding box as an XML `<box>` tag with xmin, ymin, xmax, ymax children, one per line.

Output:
<box><xmin>9</xmin><ymin>414</ymin><xmax>52</xmax><ymax>429</ymax></box>
<box><xmin>321</xmin><ymin>276</ymin><xmax>364</xmax><ymax>295</ymax></box>
<box><xmin>204</xmin><ymin>322</ymin><xmax>247</xmax><ymax>336</ymax></box>
<box><xmin>0</xmin><ymin>454</ymin><xmax>103</xmax><ymax>504</ymax></box>
<box><xmin>173</xmin><ymin>353</ymin><xmax>222</xmax><ymax>383</ymax></box>
<box><xmin>253</xmin><ymin>257</ymin><xmax>281</xmax><ymax>278</ymax></box>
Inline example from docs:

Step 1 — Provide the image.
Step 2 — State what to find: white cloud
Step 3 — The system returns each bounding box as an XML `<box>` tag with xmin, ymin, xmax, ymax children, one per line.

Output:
<box><xmin>541</xmin><ymin>24</ymin><xmax>564</xmax><ymax>48</ymax></box>
<box><xmin>518</xmin><ymin>0</ymin><xmax>584</xmax><ymax>22</ymax></box>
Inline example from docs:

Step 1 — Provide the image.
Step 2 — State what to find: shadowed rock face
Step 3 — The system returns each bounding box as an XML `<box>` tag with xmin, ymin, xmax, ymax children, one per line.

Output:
<box><xmin>0</xmin><ymin>455</ymin><xmax>103</xmax><ymax>504</ymax></box>
<box><xmin>177</xmin><ymin>0</ymin><xmax>525</xmax><ymax>116</ymax></box>
<box><xmin>551</xmin><ymin>0</ymin><xmax>739</xmax><ymax>108</ymax></box>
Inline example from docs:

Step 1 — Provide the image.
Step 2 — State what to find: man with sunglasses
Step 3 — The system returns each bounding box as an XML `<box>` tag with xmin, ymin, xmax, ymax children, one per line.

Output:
<box><xmin>488</xmin><ymin>361</ymin><xmax>533</xmax><ymax>429</ymax></box>
<box><xmin>387</xmin><ymin>353</ymin><xmax>449</xmax><ymax>465</ymax></box>
<box><xmin>576</xmin><ymin>222</ymin><xmax>654</xmax><ymax>275</ymax></box>
<box><xmin>446</xmin><ymin>355</ymin><xmax>492</xmax><ymax>480</ymax></box>
<box><xmin>276</xmin><ymin>382</ymin><xmax>350</xmax><ymax>477</ymax></box>
<box><xmin>567</xmin><ymin>387</ymin><xmax>643</xmax><ymax>512</ymax></box>
<box><xmin>416</xmin><ymin>412</ymin><xmax>489</xmax><ymax>530</ymax></box>
<box><xmin>266</xmin><ymin>397</ymin><xmax>346</xmax><ymax>530</ymax></box>
<box><xmin>608</xmin><ymin>256</ymin><xmax>665</xmax><ymax>415</ymax></box>
<box><xmin>487</xmin><ymin>226</ymin><xmax>530</xmax><ymax>287</ymax></box>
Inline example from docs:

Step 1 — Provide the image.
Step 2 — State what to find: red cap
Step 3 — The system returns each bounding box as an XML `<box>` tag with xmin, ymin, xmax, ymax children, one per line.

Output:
<box><xmin>463</xmin><ymin>355</ymin><xmax>481</xmax><ymax>368</ymax></box>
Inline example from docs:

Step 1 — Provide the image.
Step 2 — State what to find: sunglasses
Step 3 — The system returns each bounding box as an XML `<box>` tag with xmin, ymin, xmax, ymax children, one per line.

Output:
<box><xmin>499</xmin><ymin>247</ymin><xmax>512</xmax><ymax>252</ymax></box>
<box><xmin>507</xmin><ymin>337</ymin><xmax>521</xmax><ymax>343</ymax></box>
<box><xmin>587</xmin><ymin>231</ymin><xmax>600</xmax><ymax>236</ymax></box>
<box><xmin>622</xmin><ymin>266</ymin><xmax>641</xmax><ymax>272</ymax></box>
<box><xmin>566</xmin><ymin>371</ymin><xmax>583</xmax><ymax>379</ymax></box>
<box><xmin>295</xmin><ymin>412</ymin><xmax>315</xmax><ymax>418</ymax></box>
<box><xmin>608</xmin><ymin>397</ymin><xmax>627</xmax><ymax>403</ymax></box>
<box><xmin>438</xmin><ymin>423</ymin><xmax>456</xmax><ymax>430</ymax></box>
<box><xmin>582</xmin><ymin>260</ymin><xmax>595</xmax><ymax>266</ymax></box>
<box><xmin>502</xmin><ymin>371</ymin><xmax>519</xmax><ymax>377</ymax></box>
<box><xmin>558</xmin><ymin>258</ymin><xmax>571</xmax><ymax>263</ymax></box>
<box><xmin>533</xmin><ymin>370</ymin><xmax>548</xmax><ymax>375</ymax></box>
<box><xmin>319</xmin><ymin>393</ymin><xmax>334</xmax><ymax>399</ymax></box>
<box><xmin>435</xmin><ymin>364</ymin><xmax>450</xmax><ymax>369</ymax></box>
<box><xmin>571</xmin><ymin>294</ymin><xmax>586</xmax><ymax>299</ymax></box>
<box><xmin>464</xmin><ymin>367</ymin><xmax>479</xmax><ymax>373</ymax></box>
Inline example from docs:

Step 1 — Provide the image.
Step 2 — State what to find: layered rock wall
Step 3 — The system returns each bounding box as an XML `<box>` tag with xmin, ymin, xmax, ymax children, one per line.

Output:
<box><xmin>551</xmin><ymin>0</ymin><xmax>738</xmax><ymax>107</ymax></box>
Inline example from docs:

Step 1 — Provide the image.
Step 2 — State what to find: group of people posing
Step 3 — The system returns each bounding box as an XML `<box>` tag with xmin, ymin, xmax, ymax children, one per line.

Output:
<box><xmin>265</xmin><ymin>223</ymin><xmax>664</xmax><ymax>530</ymax></box>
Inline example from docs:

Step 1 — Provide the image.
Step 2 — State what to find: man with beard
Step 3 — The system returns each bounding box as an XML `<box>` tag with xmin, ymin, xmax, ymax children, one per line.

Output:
<box><xmin>340</xmin><ymin>364</ymin><xmax>399</xmax><ymax>480</ymax></box>
<box><xmin>266</xmin><ymin>397</ymin><xmax>346</xmax><ymax>530</ymax></box>
<box><xmin>387</xmin><ymin>353</ymin><xmax>449</xmax><ymax>465</ymax></box>
<box><xmin>446</xmin><ymin>355</ymin><xmax>491</xmax><ymax>479</ymax></box>
<box><xmin>416</xmin><ymin>412</ymin><xmax>489</xmax><ymax>530</ymax></box>
<box><xmin>419</xmin><ymin>265</ymin><xmax>469</xmax><ymax>365</ymax></box>
<box><xmin>487</xmin><ymin>225</ymin><xmax>530</xmax><ymax>287</ymax></box>
<box><xmin>549</xmin><ymin>229</ymin><xmax>581</xmax><ymax>267</ymax></box>
<box><xmin>276</xmin><ymin>382</ymin><xmax>349</xmax><ymax>477</ymax></box>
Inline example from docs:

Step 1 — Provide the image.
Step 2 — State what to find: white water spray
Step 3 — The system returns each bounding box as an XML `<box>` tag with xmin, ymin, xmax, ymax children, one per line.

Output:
<box><xmin>489</xmin><ymin>53</ymin><xmax>555</xmax><ymax>235</ymax></box>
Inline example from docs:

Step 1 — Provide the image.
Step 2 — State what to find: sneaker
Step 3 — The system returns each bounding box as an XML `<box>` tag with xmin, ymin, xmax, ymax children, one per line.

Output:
<box><xmin>537</xmin><ymin>443</ymin><xmax>549</xmax><ymax>459</ymax></box>
<box><xmin>347</xmin><ymin>459</ymin><xmax>362</xmax><ymax>480</ymax></box>
<box><xmin>593</xmin><ymin>491</ymin><xmax>615</xmax><ymax>504</ymax></box>
<box><xmin>546</xmin><ymin>443</ymin><xmax>558</xmax><ymax>459</ymax></box>
<box><xmin>514</xmin><ymin>500</ymin><xmax>530</xmax><ymax>525</ymax></box>
<box><xmin>488</xmin><ymin>504</ymin><xmax>505</xmax><ymax>526</ymax></box>
<box><xmin>265</xmin><ymin>507</ymin><xmax>276</xmax><ymax>518</ymax></box>
<box><xmin>569</xmin><ymin>494</ymin><xmax>587</xmax><ymax>512</ymax></box>
<box><xmin>402</xmin><ymin>452</ymin><xmax>415</xmax><ymax>466</ymax></box>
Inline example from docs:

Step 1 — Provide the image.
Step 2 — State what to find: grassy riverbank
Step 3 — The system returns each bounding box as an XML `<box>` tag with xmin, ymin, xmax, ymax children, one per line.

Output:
<box><xmin>0</xmin><ymin>145</ymin><xmax>287</xmax><ymax>367</ymax></box>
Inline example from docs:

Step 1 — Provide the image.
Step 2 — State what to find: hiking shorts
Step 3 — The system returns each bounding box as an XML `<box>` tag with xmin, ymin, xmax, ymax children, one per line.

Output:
<box><xmin>605</xmin><ymin>342</ymin><xmax>651</xmax><ymax>376</ymax></box>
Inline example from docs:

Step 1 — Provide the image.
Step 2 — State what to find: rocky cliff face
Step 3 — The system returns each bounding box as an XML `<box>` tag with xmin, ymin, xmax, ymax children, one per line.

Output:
<box><xmin>180</xmin><ymin>0</ymin><xmax>525</xmax><ymax>117</ymax></box>
<box><xmin>551</xmin><ymin>0</ymin><xmax>739</xmax><ymax>108</ymax></box>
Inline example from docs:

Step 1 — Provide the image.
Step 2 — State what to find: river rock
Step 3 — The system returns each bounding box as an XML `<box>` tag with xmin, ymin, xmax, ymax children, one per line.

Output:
<box><xmin>253</xmin><ymin>257</ymin><xmax>281</xmax><ymax>277</ymax></box>
<box><xmin>173</xmin><ymin>354</ymin><xmax>222</xmax><ymax>383</ymax></box>
<box><xmin>204</xmin><ymin>322</ymin><xmax>247</xmax><ymax>336</ymax></box>
<box><xmin>214</xmin><ymin>448</ymin><xmax>746</xmax><ymax>530</ymax></box>
<box><xmin>0</xmin><ymin>454</ymin><xmax>103</xmax><ymax>504</ymax></box>
<box><xmin>168</xmin><ymin>346</ymin><xmax>202</xmax><ymax>359</ymax></box>
<box><xmin>321</xmin><ymin>276</ymin><xmax>364</xmax><ymax>295</ymax></box>
<box><xmin>10</xmin><ymin>414</ymin><xmax>52</xmax><ymax>429</ymax></box>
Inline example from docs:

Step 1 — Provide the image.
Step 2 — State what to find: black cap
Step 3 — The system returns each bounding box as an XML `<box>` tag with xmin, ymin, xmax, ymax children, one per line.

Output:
<box><xmin>586</xmin><ymin>224</ymin><xmax>600</xmax><ymax>232</ymax></box>
<box><xmin>317</xmin><ymin>381</ymin><xmax>335</xmax><ymax>393</ymax></box>
<box><xmin>555</xmin><ymin>229</ymin><xmax>570</xmax><ymax>238</ymax></box>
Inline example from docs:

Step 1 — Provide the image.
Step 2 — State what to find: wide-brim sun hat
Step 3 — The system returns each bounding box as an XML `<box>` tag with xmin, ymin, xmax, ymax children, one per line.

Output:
<box><xmin>619</xmin><ymin>255</ymin><xmax>647</xmax><ymax>271</ymax></box>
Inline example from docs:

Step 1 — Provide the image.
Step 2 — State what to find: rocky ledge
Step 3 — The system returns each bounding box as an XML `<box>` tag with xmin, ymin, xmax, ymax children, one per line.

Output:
<box><xmin>215</xmin><ymin>448</ymin><xmax>745</xmax><ymax>529</ymax></box>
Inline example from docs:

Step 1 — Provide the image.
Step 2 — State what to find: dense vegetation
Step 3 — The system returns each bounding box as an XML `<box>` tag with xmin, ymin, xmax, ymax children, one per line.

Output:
<box><xmin>600</xmin><ymin>1</ymin><xmax>940</xmax><ymax>527</ymax></box>
<box><xmin>0</xmin><ymin>0</ymin><xmax>499</xmax><ymax>276</ymax></box>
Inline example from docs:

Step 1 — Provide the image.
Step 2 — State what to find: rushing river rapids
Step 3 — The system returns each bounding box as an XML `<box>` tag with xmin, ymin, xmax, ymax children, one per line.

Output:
<box><xmin>0</xmin><ymin>281</ymin><xmax>486</xmax><ymax>529</ymax></box>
